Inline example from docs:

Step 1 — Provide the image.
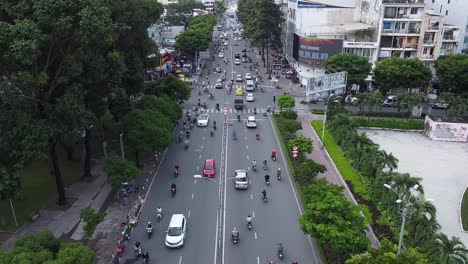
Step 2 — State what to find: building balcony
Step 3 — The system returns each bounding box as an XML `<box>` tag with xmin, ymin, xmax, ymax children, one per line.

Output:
<box><xmin>423</xmin><ymin>41</ymin><xmax>434</xmax><ymax>46</ymax></box>
<box><xmin>442</xmin><ymin>35</ymin><xmax>457</xmax><ymax>41</ymax></box>
<box><xmin>427</xmin><ymin>25</ymin><xmax>439</xmax><ymax>31</ymax></box>
<box><xmin>422</xmin><ymin>54</ymin><xmax>434</xmax><ymax>60</ymax></box>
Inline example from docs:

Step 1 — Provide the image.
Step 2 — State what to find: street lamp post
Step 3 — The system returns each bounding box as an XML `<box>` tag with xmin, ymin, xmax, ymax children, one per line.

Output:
<box><xmin>119</xmin><ymin>133</ymin><xmax>125</xmax><ymax>160</ymax></box>
<box><xmin>383</xmin><ymin>183</ymin><xmax>430</xmax><ymax>256</ymax></box>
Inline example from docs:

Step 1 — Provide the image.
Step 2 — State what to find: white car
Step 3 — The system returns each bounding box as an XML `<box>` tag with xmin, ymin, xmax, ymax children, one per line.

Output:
<box><xmin>219</xmin><ymin>52</ymin><xmax>224</xmax><ymax>58</ymax></box>
<box><xmin>165</xmin><ymin>214</ymin><xmax>186</xmax><ymax>248</ymax></box>
<box><xmin>235</xmin><ymin>59</ymin><xmax>240</xmax><ymax>65</ymax></box>
<box><xmin>197</xmin><ymin>114</ymin><xmax>209</xmax><ymax>127</ymax></box>
<box><xmin>224</xmin><ymin>41</ymin><xmax>228</xmax><ymax>46</ymax></box>
<box><xmin>245</xmin><ymin>73</ymin><xmax>252</xmax><ymax>80</ymax></box>
<box><xmin>246</xmin><ymin>93</ymin><xmax>254</xmax><ymax>102</ymax></box>
<box><xmin>236</xmin><ymin>74</ymin><xmax>243</xmax><ymax>82</ymax></box>
<box><xmin>234</xmin><ymin>170</ymin><xmax>249</xmax><ymax>189</ymax></box>
<box><xmin>246</xmin><ymin>116</ymin><xmax>257</xmax><ymax>128</ymax></box>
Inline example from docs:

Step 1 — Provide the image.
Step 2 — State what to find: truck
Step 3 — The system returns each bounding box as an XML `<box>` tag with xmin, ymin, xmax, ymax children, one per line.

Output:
<box><xmin>234</xmin><ymin>99</ymin><xmax>243</xmax><ymax>110</ymax></box>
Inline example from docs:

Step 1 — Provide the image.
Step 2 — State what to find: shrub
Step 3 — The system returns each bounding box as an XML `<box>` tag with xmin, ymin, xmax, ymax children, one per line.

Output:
<box><xmin>353</xmin><ymin>117</ymin><xmax>424</xmax><ymax>130</ymax></box>
<box><xmin>279</xmin><ymin>118</ymin><xmax>302</xmax><ymax>133</ymax></box>
<box><xmin>104</xmin><ymin>159</ymin><xmax>140</xmax><ymax>189</ymax></box>
<box><xmin>281</xmin><ymin>109</ymin><xmax>298</xmax><ymax>120</ymax></box>
<box><xmin>312</xmin><ymin>109</ymin><xmax>325</xmax><ymax>115</ymax></box>
<box><xmin>352</xmin><ymin>111</ymin><xmax>413</xmax><ymax>118</ymax></box>
<box><xmin>311</xmin><ymin>120</ymin><xmax>370</xmax><ymax>200</ymax></box>
<box><xmin>297</xmin><ymin>159</ymin><xmax>326</xmax><ymax>186</ymax></box>
<box><xmin>80</xmin><ymin>208</ymin><xmax>106</xmax><ymax>237</ymax></box>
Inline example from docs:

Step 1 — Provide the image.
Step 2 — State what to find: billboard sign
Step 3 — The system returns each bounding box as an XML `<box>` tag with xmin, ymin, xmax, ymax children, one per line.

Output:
<box><xmin>293</xmin><ymin>35</ymin><xmax>343</xmax><ymax>66</ymax></box>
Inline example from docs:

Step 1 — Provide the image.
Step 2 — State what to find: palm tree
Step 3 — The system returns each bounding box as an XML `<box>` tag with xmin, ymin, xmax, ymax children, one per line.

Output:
<box><xmin>366</xmin><ymin>91</ymin><xmax>384</xmax><ymax>120</ymax></box>
<box><xmin>328</xmin><ymin>113</ymin><xmax>357</xmax><ymax>147</ymax></box>
<box><xmin>430</xmin><ymin>233</ymin><xmax>468</xmax><ymax>264</ymax></box>
<box><xmin>360</xmin><ymin>147</ymin><xmax>399</xmax><ymax>180</ymax></box>
<box><xmin>346</xmin><ymin>132</ymin><xmax>374</xmax><ymax>168</ymax></box>
<box><xmin>396</xmin><ymin>92</ymin><xmax>421</xmax><ymax>120</ymax></box>
<box><xmin>407</xmin><ymin>200</ymin><xmax>438</xmax><ymax>247</ymax></box>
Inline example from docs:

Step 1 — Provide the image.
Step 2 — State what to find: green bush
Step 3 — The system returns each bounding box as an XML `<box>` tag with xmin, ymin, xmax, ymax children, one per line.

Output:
<box><xmin>104</xmin><ymin>159</ymin><xmax>140</xmax><ymax>189</ymax></box>
<box><xmin>353</xmin><ymin>117</ymin><xmax>424</xmax><ymax>130</ymax></box>
<box><xmin>280</xmin><ymin>109</ymin><xmax>298</xmax><ymax>120</ymax></box>
<box><xmin>312</xmin><ymin>109</ymin><xmax>325</xmax><ymax>115</ymax></box>
<box><xmin>279</xmin><ymin>118</ymin><xmax>302</xmax><ymax>133</ymax></box>
<box><xmin>80</xmin><ymin>208</ymin><xmax>106</xmax><ymax>237</ymax></box>
<box><xmin>352</xmin><ymin>111</ymin><xmax>413</xmax><ymax>118</ymax></box>
<box><xmin>311</xmin><ymin>120</ymin><xmax>370</xmax><ymax>200</ymax></box>
<box><xmin>359</xmin><ymin>204</ymin><xmax>373</xmax><ymax>225</ymax></box>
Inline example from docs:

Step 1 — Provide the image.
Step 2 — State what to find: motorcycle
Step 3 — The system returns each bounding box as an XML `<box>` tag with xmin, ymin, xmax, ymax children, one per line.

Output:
<box><xmin>261</xmin><ymin>87</ymin><xmax>264</xmax><ymax>92</ymax></box>
<box><xmin>156</xmin><ymin>212</ymin><xmax>162</xmax><ymax>222</ymax></box>
<box><xmin>134</xmin><ymin>247</ymin><xmax>142</xmax><ymax>258</ymax></box>
<box><xmin>265</xmin><ymin>178</ymin><xmax>270</xmax><ymax>186</ymax></box>
<box><xmin>247</xmin><ymin>221</ymin><xmax>252</xmax><ymax>230</ymax></box>
<box><xmin>256</xmin><ymin>134</ymin><xmax>260</xmax><ymax>140</ymax></box>
<box><xmin>263</xmin><ymin>163</ymin><xmax>268</xmax><ymax>170</ymax></box>
<box><xmin>277</xmin><ymin>243</ymin><xmax>284</xmax><ymax>260</ymax></box>
<box><xmin>210</xmin><ymin>130</ymin><xmax>214</xmax><ymax>137</ymax></box>
<box><xmin>253</xmin><ymin>108</ymin><xmax>257</xmax><ymax>115</ymax></box>
<box><xmin>184</xmin><ymin>141</ymin><xmax>189</xmax><ymax>150</ymax></box>
<box><xmin>232</xmin><ymin>233</ymin><xmax>239</xmax><ymax>244</ymax></box>
<box><xmin>147</xmin><ymin>226</ymin><xmax>152</xmax><ymax>239</ymax></box>
<box><xmin>171</xmin><ymin>187</ymin><xmax>176</xmax><ymax>197</ymax></box>
<box><xmin>186</xmin><ymin>131</ymin><xmax>190</xmax><ymax>139</ymax></box>
<box><xmin>271</xmin><ymin>155</ymin><xmax>276</xmax><ymax>161</ymax></box>
<box><xmin>233</xmin><ymin>133</ymin><xmax>236</xmax><ymax>140</ymax></box>
<box><xmin>277</xmin><ymin>172</ymin><xmax>281</xmax><ymax>181</ymax></box>
<box><xmin>174</xmin><ymin>168</ymin><xmax>179</xmax><ymax>177</ymax></box>
<box><xmin>142</xmin><ymin>256</ymin><xmax>149</xmax><ymax>264</ymax></box>
<box><xmin>213</xmin><ymin>123</ymin><xmax>217</xmax><ymax>130</ymax></box>
<box><xmin>262</xmin><ymin>194</ymin><xmax>268</xmax><ymax>203</ymax></box>
<box><xmin>216</xmin><ymin>104</ymin><xmax>220</xmax><ymax>111</ymax></box>
<box><xmin>178</xmin><ymin>135</ymin><xmax>183</xmax><ymax>143</ymax></box>
<box><xmin>252</xmin><ymin>164</ymin><xmax>256</xmax><ymax>171</ymax></box>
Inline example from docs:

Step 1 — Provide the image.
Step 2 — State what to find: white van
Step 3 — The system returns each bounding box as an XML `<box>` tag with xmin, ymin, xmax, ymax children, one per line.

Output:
<box><xmin>165</xmin><ymin>214</ymin><xmax>187</xmax><ymax>248</ymax></box>
<box><xmin>246</xmin><ymin>80</ymin><xmax>255</xmax><ymax>91</ymax></box>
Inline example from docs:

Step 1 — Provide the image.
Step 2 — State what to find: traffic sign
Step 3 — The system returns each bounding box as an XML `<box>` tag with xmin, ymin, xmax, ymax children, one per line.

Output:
<box><xmin>293</xmin><ymin>146</ymin><xmax>298</xmax><ymax>151</ymax></box>
<box><xmin>292</xmin><ymin>153</ymin><xmax>298</xmax><ymax>158</ymax></box>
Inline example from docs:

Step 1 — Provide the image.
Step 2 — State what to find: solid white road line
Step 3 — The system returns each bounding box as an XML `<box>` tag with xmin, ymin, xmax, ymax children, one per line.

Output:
<box><xmin>252</xmin><ymin>211</ymin><xmax>255</xmax><ymax>218</ymax></box>
<box><xmin>188</xmin><ymin>210</ymin><xmax>191</xmax><ymax>218</ymax></box>
<box><xmin>179</xmin><ymin>256</ymin><xmax>183</xmax><ymax>264</ymax></box>
<box><xmin>257</xmin><ymin>256</ymin><xmax>260</xmax><ymax>264</ymax></box>
<box><xmin>191</xmin><ymin>193</ymin><xmax>194</xmax><ymax>200</ymax></box>
<box><xmin>254</xmin><ymin>232</ymin><xmax>257</xmax><ymax>240</ymax></box>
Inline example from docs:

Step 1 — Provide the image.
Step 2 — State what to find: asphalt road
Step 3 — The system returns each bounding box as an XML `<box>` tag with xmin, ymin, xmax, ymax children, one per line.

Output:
<box><xmin>122</xmin><ymin>12</ymin><xmax>319</xmax><ymax>264</ymax></box>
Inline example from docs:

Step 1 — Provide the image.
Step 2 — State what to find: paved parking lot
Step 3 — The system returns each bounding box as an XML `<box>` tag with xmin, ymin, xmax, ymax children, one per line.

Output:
<box><xmin>361</xmin><ymin>129</ymin><xmax>468</xmax><ymax>244</ymax></box>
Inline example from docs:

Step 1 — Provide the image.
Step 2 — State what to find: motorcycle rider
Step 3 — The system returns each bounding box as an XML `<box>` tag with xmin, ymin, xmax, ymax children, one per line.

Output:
<box><xmin>156</xmin><ymin>207</ymin><xmax>162</xmax><ymax>218</ymax></box>
<box><xmin>171</xmin><ymin>183</ymin><xmax>177</xmax><ymax>194</ymax></box>
<box><xmin>232</xmin><ymin>130</ymin><xmax>237</xmax><ymax>139</ymax></box>
<box><xmin>263</xmin><ymin>159</ymin><xmax>267</xmax><ymax>167</ymax></box>
<box><xmin>261</xmin><ymin>189</ymin><xmax>267</xmax><ymax>198</ymax></box>
<box><xmin>246</xmin><ymin>215</ymin><xmax>252</xmax><ymax>224</ymax></box>
<box><xmin>277</xmin><ymin>168</ymin><xmax>281</xmax><ymax>177</ymax></box>
<box><xmin>184</xmin><ymin>139</ymin><xmax>189</xmax><ymax>148</ymax></box>
<box><xmin>264</xmin><ymin>174</ymin><xmax>270</xmax><ymax>183</ymax></box>
<box><xmin>232</xmin><ymin>227</ymin><xmax>239</xmax><ymax>238</ymax></box>
<box><xmin>255</xmin><ymin>131</ymin><xmax>260</xmax><ymax>139</ymax></box>
<box><xmin>174</xmin><ymin>165</ymin><xmax>179</xmax><ymax>175</ymax></box>
<box><xmin>134</xmin><ymin>241</ymin><xmax>142</xmax><ymax>256</ymax></box>
<box><xmin>213</xmin><ymin>121</ymin><xmax>217</xmax><ymax>129</ymax></box>
<box><xmin>252</xmin><ymin>160</ymin><xmax>257</xmax><ymax>169</ymax></box>
<box><xmin>142</xmin><ymin>252</ymin><xmax>149</xmax><ymax>262</ymax></box>
<box><xmin>271</xmin><ymin>150</ymin><xmax>277</xmax><ymax>159</ymax></box>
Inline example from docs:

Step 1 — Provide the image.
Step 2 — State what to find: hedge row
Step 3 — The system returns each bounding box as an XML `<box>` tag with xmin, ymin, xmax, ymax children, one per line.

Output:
<box><xmin>311</xmin><ymin>109</ymin><xmax>325</xmax><ymax>115</ymax></box>
<box><xmin>311</xmin><ymin>121</ymin><xmax>370</xmax><ymax>200</ymax></box>
<box><xmin>353</xmin><ymin>117</ymin><xmax>424</xmax><ymax>130</ymax></box>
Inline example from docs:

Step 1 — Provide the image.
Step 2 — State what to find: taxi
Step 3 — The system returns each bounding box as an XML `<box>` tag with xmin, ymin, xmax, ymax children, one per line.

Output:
<box><xmin>235</xmin><ymin>88</ymin><xmax>244</xmax><ymax>96</ymax></box>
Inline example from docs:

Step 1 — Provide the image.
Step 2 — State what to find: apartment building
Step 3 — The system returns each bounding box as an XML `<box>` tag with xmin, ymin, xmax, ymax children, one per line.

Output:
<box><xmin>203</xmin><ymin>0</ymin><xmax>215</xmax><ymax>12</ymax></box>
<box><xmin>425</xmin><ymin>0</ymin><xmax>468</xmax><ymax>53</ymax></box>
<box><xmin>157</xmin><ymin>0</ymin><xmax>178</xmax><ymax>5</ymax></box>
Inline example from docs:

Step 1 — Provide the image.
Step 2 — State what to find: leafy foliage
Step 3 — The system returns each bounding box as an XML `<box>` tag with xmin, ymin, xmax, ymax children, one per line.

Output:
<box><xmin>374</xmin><ymin>58</ymin><xmax>432</xmax><ymax>96</ymax></box>
<box><xmin>298</xmin><ymin>160</ymin><xmax>326</xmax><ymax>186</ymax></box>
<box><xmin>434</xmin><ymin>54</ymin><xmax>468</xmax><ymax>94</ymax></box>
<box><xmin>280</xmin><ymin>109</ymin><xmax>298</xmax><ymax>120</ymax></box>
<box><xmin>396</xmin><ymin>92</ymin><xmax>422</xmax><ymax>119</ymax></box>
<box><xmin>104</xmin><ymin>159</ymin><xmax>140</xmax><ymax>189</ymax></box>
<box><xmin>353</xmin><ymin>118</ymin><xmax>424</xmax><ymax>130</ymax></box>
<box><xmin>121</xmin><ymin>109</ymin><xmax>173</xmax><ymax>164</ymax></box>
<box><xmin>325</xmin><ymin>53</ymin><xmax>372</xmax><ymax>88</ymax></box>
<box><xmin>299</xmin><ymin>178</ymin><xmax>370</xmax><ymax>256</ymax></box>
<box><xmin>288</xmin><ymin>135</ymin><xmax>313</xmax><ymax>155</ymax></box>
<box><xmin>145</xmin><ymin>75</ymin><xmax>191</xmax><ymax>102</ymax></box>
<box><xmin>428</xmin><ymin>233</ymin><xmax>468</xmax><ymax>264</ymax></box>
<box><xmin>175</xmin><ymin>14</ymin><xmax>216</xmax><ymax>56</ymax></box>
<box><xmin>165</xmin><ymin>0</ymin><xmax>204</xmax><ymax>26</ymax></box>
<box><xmin>80</xmin><ymin>208</ymin><xmax>106</xmax><ymax>237</ymax></box>
<box><xmin>277</xmin><ymin>94</ymin><xmax>295</xmax><ymax>111</ymax></box>
<box><xmin>438</xmin><ymin>92</ymin><xmax>468</xmax><ymax>119</ymax></box>
<box><xmin>346</xmin><ymin>239</ymin><xmax>428</xmax><ymax>264</ymax></box>
<box><xmin>136</xmin><ymin>95</ymin><xmax>182</xmax><ymax>123</ymax></box>
<box><xmin>356</xmin><ymin>91</ymin><xmax>384</xmax><ymax>119</ymax></box>
<box><xmin>0</xmin><ymin>229</ymin><xmax>94</xmax><ymax>264</ymax></box>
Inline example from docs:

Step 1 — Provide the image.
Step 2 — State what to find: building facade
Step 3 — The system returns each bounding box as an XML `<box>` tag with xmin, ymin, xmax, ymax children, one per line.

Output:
<box><xmin>157</xmin><ymin>0</ymin><xmax>178</xmax><ymax>5</ymax></box>
<box><xmin>425</xmin><ymin>0</ymin><xmax>468</xmax><ymax>53</ymax></box>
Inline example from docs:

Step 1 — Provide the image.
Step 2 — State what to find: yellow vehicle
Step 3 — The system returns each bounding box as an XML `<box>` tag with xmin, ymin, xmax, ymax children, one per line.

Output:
<box><xmin>235</xmin><ymin>88</ymin><xmax>244</xmax><ymax>96</ymax></box>
<box><xmin>178</xmin><ymin>74</ymin><xmax>193</xmax><ymax>85</ymax></box>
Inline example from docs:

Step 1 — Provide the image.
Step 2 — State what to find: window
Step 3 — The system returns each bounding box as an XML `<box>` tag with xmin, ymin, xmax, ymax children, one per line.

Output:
<box><xmin>432</xmin><ymin>0</ymin><xmax>434</xmax><ymax>2</ymax></box>
<box><xmin>445</xmin><ymin>10</ymin><xmax>448</xmax><ymax>16</ymax></box>
<box><xmin>410</xmin><ymin>8</ymin><xmax>418</xmax><ymax>14</ymax></box>
<box><xmin>448</xmin><ymin>0</ymin><xmax>450</xmax><ymax>4</ymax></box>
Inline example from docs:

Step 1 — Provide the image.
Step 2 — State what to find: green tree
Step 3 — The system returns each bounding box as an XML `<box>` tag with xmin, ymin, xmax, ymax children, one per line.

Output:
<box><xmin>439</xmin><ymin>92</ymin><xmax>468</xmax><ymax>119</ymax></box>
<box><xmin>109</xmin><ymin>87</ymin><xmax>132</xmax><ymax>122</ymax></box>
<box><xmin>122</xmin><ymin>109</ymin><xmax>172</xmax><ymax>165</ymax></box>
<box><xmin>145</xmin><ymin>75</ymin><xmax>191</xmax><ymax>102</ymax></box>
<box><xmin>288</xmin><ymin>135</ymin><xmax>313</xmax><ymax>155</ymax></box>
<box><xmin>298</xmin><ymin>160</ymin><xmax>326</xmax><ymax>185</ymax></box>
<box><xmin>374</xmin><ymin>58</ymin><xmax>432</xmax><ymax>96</ymax></box>
<box><xmin>434</xmin><ymin>54</ymin><xmax>468</xmax><ymax>94</ymax></box>
<box><xmin>429</xmin><ymin>233</ymin><xmax>468</xmax><ymax>264</ymax></box>
<box><xmin>356</xmin><ymin>91</ymin><xmax>384</xmax><ymax>120</ymax></box>
<box><xmin>0</xmin><ymin>229</ymin><xmax>94</xmax><ymax>264</ymax></box>
<box><xmin>136</xmin><ymin>95</ymin><xmax>182</xmax><ymax>123</ymax></box>
<box><xmin>396</xmin><ymin>92</ymin><xmax>422</xmax><ymax>119</ymax></box>
<box><xmin>328</xmin><ymin>113</ymin><xmax>358</xmax><ymax>147</ymax></box>
<box><xmin>165</xmin><ymin>0</ymin><xmax>204</xmax><ymax>26</ymax></box>
<box><xmin>104</xmin><ymin>159</ymin><xmax>140</xmax><ymax>189</ymax></box>
<box><xmin>346</xmin><ymin>239</ymin><xmax>428</xmax><ymax>264</ymax></box>
<box><xmin>325</xmin><ymin>53</ymin><xmax>372</xmax><ymax>88</ymax></box>
<box><xmin>299</xmin><ymin>178</ymin><xmax>370</xmax><ymax>260</ymax></box>
<box><xmin>277</xmin><ymin>94</ymin><xmax>295</xmax><ymax>112</ymax></box>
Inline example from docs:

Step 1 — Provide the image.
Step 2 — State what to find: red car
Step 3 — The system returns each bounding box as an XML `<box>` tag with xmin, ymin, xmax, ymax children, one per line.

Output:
<box><xmin>203</xmin><ymin>159</ymin><xmax>216</xmax><ymax>177</ymax></box>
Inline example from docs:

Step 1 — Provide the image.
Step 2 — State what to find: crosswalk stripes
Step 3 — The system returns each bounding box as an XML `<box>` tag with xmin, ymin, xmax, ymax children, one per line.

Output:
<box><xmin>183</xmin><ymin>107</ymin><xmax>267</xmax><ymax>114</ymax></box>
<box><xmin>195</xmin><ymin>84</ymin><xmax>246</xmax><ymax>90</ymax></box>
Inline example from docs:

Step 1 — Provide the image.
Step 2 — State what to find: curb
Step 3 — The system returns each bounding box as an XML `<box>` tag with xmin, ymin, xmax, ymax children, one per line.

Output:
<box><xmin>359</xmin><ymin>127</ymin><xmax>424</xmax><ymax>133</ymax></box>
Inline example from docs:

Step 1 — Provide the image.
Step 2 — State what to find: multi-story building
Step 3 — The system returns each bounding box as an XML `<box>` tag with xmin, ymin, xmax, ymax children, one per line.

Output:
<box><xmin>157</xmin><ymin>0</ymin><xmax>178</xmax><ymax>5</ymax></box>
<box><xmin>425</xmin><ymin>0</ymin><xmax>468</xmax><ymax>53</ymax></box>
<box><xmin>282</xmin><ymin>0</ymin><xmax>461</xmax><ymax>98</ymax></box>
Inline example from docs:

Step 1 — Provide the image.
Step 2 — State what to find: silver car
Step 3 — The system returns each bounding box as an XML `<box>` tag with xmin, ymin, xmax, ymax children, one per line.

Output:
<box><xmin>234</xmin><ymin>170</ymin><xmax>249</xmax><ymax>189</ymax></box>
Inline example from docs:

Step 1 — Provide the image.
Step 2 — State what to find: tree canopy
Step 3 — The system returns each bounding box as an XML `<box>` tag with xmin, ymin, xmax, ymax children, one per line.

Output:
<box><xmin>104</xmin><ymin>159</ymin><xmax>140</xmax><ymax>189</ymax></box>
<box><xmin>374</xmin><ymin>57</ymin><xmax>432</xmax><ymax>96</ymax></box>
<box><xmin>165</xmin><ymin>0</ymin><xmax>204</xmax><ymax>26</ymax></box>
<box><xmin>434</xmin><ymin>54</ymin><xmax>468</xmax><ymax>94</ymax></box>
<box><xmin>299</xmin><ymin>179</ymin><xmax>370</xmax><ymax>257</ymax></box>
<box><xmin>0</xmin><ymin>229</ymin><xmax>94</xmax><ymax>264</ymax></box>
<box><xmin>175</xmin><ymin>14</ymin><xmax>216</xmax><ymax>56</ymax></box>
<box><xmin>325</xmin><ymin>53</ymin><xmax>372</xmax><ymax>88</ymax></box>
